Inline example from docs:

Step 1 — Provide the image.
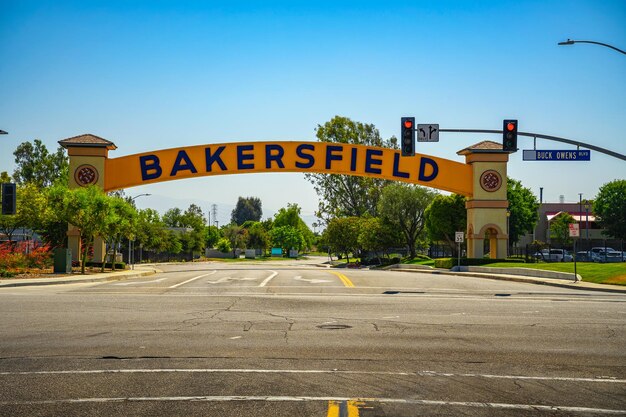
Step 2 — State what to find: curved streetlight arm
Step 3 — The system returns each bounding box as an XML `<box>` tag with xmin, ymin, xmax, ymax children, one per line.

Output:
<box><xmin>558</xmin><ymin>39</ymin><xmax>626</xmax><ymax>55</ymax></box>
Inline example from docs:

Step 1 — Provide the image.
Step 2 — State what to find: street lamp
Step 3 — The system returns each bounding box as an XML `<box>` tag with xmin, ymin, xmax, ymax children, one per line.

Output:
<box><xmin>558</xmin><ymin>39</ymin><xmax>626</xmax><ymax>55</ymax></box>
<box><xmin>584</xmin><ymin>201</ymin><xmax>590</xmax><ymax>250</ymax></box>
<box><xmin>128</xmin><ymin>193</ymin><xmax>151</xmax><ymax>268</ymax></box>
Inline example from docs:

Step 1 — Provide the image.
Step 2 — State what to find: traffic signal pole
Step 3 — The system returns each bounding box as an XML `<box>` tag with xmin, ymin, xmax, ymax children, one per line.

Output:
<box><xmin>438</xmin><ymin>128</ymin><xmax>625</xmax><ymax>161</ymax></box>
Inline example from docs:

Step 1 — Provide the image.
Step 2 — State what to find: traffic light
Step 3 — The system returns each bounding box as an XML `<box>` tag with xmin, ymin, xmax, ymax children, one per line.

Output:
<box><xmin>401</xmin><ymin>117</ymin><xmax>415</xmax><ymax>156</ymax></box>
<box><xmin>1</xmin><ymin>183</ymin><xmax>16</xmax><ymax>215</ymax></box>
<box><xmin>502</xmin><ymin>119</ymin><xmax>518</xmax><ymax>152</ymax></box>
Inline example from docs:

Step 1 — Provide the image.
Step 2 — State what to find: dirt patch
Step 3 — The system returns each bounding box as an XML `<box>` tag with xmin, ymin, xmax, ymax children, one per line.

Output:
<box><xmin>603</xmin><ymin>275</ymin><xmax>626</xmax><ymax>285</ymax></box>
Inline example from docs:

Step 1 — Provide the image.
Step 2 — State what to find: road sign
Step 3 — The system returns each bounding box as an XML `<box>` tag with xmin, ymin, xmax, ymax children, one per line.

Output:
<box><xmin>417</xmin><ymin>124</ymin><xmax>439</xmax><ymax>142</ymax></box>
<box><xmin>569</xmin><ymin>223</ymin><xmax>580</xmax><ymax>238</ymax></box>
<box><xmin>522</xmin><ymin>150</ymin><xmax>591</xmax><ymax>161</ymax></box>
<box><xmin>455</xmin><ymin>231</ymin><xmax>464</xmax><ymax>243</ymax></box>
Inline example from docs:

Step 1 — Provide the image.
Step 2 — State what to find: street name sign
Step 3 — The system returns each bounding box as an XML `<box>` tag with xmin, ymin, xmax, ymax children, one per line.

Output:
<box><xmin>417</xmin><ymin>124</ymin><xmax>439</xmax><ymax>142</ymax></box>
<box><xmin>523</xmin><ymin>149</ymin><xmax>591</xmax><ymax>161</ymax></box>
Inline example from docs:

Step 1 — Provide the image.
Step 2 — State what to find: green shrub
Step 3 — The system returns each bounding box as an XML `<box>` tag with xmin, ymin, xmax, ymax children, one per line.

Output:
<box><xmin>85</xmin><ymin>261</ymin><xmax>126</xmax><ymax>269</ymax></box>
<box><xmin>0</xmin><ymin>269</ymin><xmax>16</xmax><ymax>278</ymax></box>
<box><xmin>216</xmin><ymin>238</ymin><xmax>232</xmax><ymax>253</ymax></box>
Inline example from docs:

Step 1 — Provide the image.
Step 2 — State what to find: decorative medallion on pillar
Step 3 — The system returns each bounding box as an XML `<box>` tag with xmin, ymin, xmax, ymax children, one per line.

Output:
<box><xmin>74</xmin><ymin>164</ymin><xmax>99</xmax><ymax>186</ymax></box>
<box><xmin>479</xmin><ymin>169</ymin><xmax>502</xmax><ymax>192</ymax></box>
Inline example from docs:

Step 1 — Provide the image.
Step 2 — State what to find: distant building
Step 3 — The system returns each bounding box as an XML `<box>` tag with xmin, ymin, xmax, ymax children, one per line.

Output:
<box><xmin>518</xmin><ymin>201</ymin><xmax>617</xmax><ymax>249</ymax></box>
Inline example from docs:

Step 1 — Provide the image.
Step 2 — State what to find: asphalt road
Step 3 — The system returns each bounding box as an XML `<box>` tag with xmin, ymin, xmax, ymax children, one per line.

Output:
<box><xmin>0</xmin><ymin>258</ymin><xmax>624</xmax><ymax>416</ymax></box>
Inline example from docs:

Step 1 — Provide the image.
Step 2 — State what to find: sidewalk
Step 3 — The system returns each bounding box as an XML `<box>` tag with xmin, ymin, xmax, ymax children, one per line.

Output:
<box><xmin>387</xmin><ymin>264</ymin><xmax>626</xmax><ymax>294</ymax></box>
<box><xmin>0</xmin><ymin>265</ymin><xmax>161</xmax><ymax>288</ymax></box>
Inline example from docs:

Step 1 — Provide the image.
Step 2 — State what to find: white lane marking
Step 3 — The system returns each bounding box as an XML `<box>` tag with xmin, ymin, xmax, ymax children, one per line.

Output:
<box><xmin>207</xmin><ymin>277</ymin><xmax>259</xmax><ymax>284</ymax></box>
<box><xmin>114</xmin><ymin>278</ymin><xmax>167</xmax><ymax>286</ymax></box>
<box><xmin>1</xmin><ymin>368</ymin><xmax>622</xmax><ymax>383</ymax></box>
<box><xmin>169</xmin><ymin>271</ymin><xmax>217</xmax><ymax>288</ymax></box>
<box><xmin>229</xmin><ymin>336</ymin><xmax>242</xmax><ymax>340</ymax></box>
<box><xmin>258</xmin><ymin>271</ymin><xmax>278</xmax><ymax>287</ymax></box>
<box><xmin>1</xmin><ymin>396</ymin><xmax>624</xmax><ymax>414</ymax></box>
<box><xmin>294</xmin><ymin>275</ymin><xmax>332</xmax><ymax>284</ymax></box>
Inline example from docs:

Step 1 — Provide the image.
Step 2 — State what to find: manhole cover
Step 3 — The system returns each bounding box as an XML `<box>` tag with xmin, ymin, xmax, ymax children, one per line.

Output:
<box><xmin>317</xmin><ymin>324</ymin><xmax>352</xmax><ymax>330</ymax></box>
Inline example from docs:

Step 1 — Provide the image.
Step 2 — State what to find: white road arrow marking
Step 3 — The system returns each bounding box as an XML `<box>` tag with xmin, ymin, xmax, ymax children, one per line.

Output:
<box><xmin>294</xmin><ymin>276</ymin><xmax>331</xmax><ymax>284</ymax></box>
<box><xmin>207</xmin><ymin>277</ymin><xmax>259</xmax><ymax>284</ymax></box>
<box><xmin>169</xmin><ymin>271</ymin><xmax>216</xmax><ymax>288</ymax></box>
<box><xmin>259</xmin><ymin>271</ymin><xmax>278</xmax><ymax>287</ymax></box>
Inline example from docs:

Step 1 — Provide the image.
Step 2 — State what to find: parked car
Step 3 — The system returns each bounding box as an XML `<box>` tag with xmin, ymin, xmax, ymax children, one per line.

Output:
<box><xmin>548</xmin><ymin>249</ymin><xmax>573</xmax><ymax>262</ymax></box>
<box><xmin>590</xmin><ymin>247</ymin><xmax>621</xmax><ymax>262</ymax></box>
<box><xmin>575</xmin><ymin>251</ymin><xmax>593</xmax><ymax>262</ymax></box>
<box><xmin>533</xmin><ymin>249</ymin><xmax>550</xmax><ymax>260</ymax></box>
<box><xmin>604</xmin><ymin>251</ymin><xmax>625</xmax><ymax>263</ymax></box>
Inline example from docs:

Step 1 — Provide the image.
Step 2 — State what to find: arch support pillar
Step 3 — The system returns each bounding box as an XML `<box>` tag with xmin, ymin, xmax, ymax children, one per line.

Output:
<box><xmin>59</xmin><ymin>134</ymin><xmax>117</xmax><ymax>263</ymax></box>
<box><xmin>457</xmin><ymin>142</ymin><xmax>510</xmax><ymax>259</ymax></box>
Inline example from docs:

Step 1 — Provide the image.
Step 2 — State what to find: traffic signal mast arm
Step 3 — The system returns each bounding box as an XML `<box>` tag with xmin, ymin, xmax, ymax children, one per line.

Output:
<box><xmin>438</xmin><ymin>128</ymin><xmax>625</xmax><ymax>161</ymax></box>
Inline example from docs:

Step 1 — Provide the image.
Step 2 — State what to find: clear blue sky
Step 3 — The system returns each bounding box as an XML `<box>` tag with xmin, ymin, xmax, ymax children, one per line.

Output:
<box><xmin>1</xmin><ymin>0</ymin><xmax>625</xmax><ymax>227</ymax></box>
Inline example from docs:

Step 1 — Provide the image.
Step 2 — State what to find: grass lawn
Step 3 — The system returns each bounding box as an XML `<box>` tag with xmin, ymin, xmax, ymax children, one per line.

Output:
<box><xmin>484</xmin><ymin>262</ymin><xmax>626</xmax><ymax>285</ymax></box>
<box><xmin>404</xmin><ymin>258</ymin><xmax>436</xmax><ymax>267</ymax></box>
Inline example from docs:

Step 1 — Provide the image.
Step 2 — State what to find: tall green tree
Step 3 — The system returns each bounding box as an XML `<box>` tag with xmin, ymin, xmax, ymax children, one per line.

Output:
<box><xmin>304</xmin><ymin>116</ymin><xmax>396</xmax><ymax>221</ymax></box>
<box><xmin>378</xmin><ymin>184</ymin><xmax>436</xmax><ymax>258</ymax></box>
<box><xmin>100</xmin><ymin>196</ymin><xmax>137</xmax><ymax>271</ymax></box>
<box><xmin>594</xmin><ymin>179</ymin><xmax>626</xmax><ymax>239</ymax></box>
<box><xmin>424</xmin><ymin>193</ymin><xmax>467</xmax><ymax>256</ymax></box>
<box><xmin>507</xmin><ymin>178</ymin><xmax>539</xmax><ymax>245</ymax></box>
<box><xmin>549</xmin><ymin>212</ymin><xmax>575</xmax><ymax>247</ymax></box>
<box><xmin>273</xmin><ymin>203</ymin><xmax>314</xmax><ymax>250</ymax></box>
<box><xmin>13</xmin><ymin>139</ymin><xmax>68</xmax><ymax>187</ymax></box>
<box><xmin>231</xmin><ymin>196</ymin><xmax>262</xmax><ymax>225</ymax></box>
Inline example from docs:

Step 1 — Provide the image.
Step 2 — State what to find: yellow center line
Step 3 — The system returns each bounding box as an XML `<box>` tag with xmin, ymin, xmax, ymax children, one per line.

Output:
<box><xmin>327</xmin><ymin>400</ymin><xmax>363</xmax><ymax>416</ymax></box>
<box><xmin>328</xmin><ymin>271</ymin><xmax>355</xmax><ymax>288</ymax></box>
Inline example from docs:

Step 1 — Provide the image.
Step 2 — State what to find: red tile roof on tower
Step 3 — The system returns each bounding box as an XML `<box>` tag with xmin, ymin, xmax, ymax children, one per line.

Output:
<box><xmin>457</xmin><ymin>140</ymin><xmax>505</xmax><ymax>155</ymax></box>
<box><xmin>58</xmin><ymin>134</ymin><xmax>117</xmax><ymax>150</ymax></box>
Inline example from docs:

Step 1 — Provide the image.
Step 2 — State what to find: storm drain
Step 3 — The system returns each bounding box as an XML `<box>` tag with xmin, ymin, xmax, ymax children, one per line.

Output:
<box><xmin>316</xmin><ymin>324</ymin><xmax>352</xmax><ymax>330</ymax></box>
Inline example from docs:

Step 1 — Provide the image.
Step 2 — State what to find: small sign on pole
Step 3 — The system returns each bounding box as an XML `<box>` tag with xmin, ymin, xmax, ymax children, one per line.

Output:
<box><xmin>455</xmin><ymin>232</ymin><xmax>464</xmax><ymax>268</ymax></box>
<box><xmin>568</xmin><ymin>223</ymin><xmax>580</xmax><ymax>238</ymax></box>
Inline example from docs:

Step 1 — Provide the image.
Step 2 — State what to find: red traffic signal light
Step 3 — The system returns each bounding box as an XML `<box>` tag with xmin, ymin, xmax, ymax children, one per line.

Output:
<box><xmin>401</xmin><ymin>117</ymin><xmax>415</xmax><ymax>156</ymax></box>
<box><xmin>502</xmin><ymin>119</ymin><xmax>518</xmax><ymax>152</ymax></box>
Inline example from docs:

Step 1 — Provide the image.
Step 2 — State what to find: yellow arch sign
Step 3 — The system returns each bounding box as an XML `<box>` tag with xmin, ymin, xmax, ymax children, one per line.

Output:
<box><xmin>104</xmin><ymin>141</ymin><xmax>473</xmax><ymax>196</ymax></box>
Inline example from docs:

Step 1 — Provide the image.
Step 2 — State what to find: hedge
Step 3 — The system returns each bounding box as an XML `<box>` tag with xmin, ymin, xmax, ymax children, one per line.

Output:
<box><xmin>85</xmin><ymin>261</ymin><xmax>127</xmax><ymax>269</ymax></box>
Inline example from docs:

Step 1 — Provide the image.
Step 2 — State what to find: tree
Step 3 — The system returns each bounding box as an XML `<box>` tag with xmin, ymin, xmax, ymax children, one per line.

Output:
<box><xmin>507</xmin><ymin>178</ymin><xmax>539</xmax><ymax>245</ymax></box>
<box><xmin>222</xmin><ymin>224</ymin><xmax>247</xmax><ymax>258</ymax></box>
<box><xmin>100</xmin><ymin>196</ymin><xmax>137</xmax><ymax>271</ymax></box>
<box><xmin>425</xmin><ymin>194</ymin><xmax>467</xmax><ymax>256</ymax></box>
<box><xmin>323</xmin><ymin>217</ymin><xmax>361</xmax><ymax>263</ymax></box>
<box><xmin>550</xmin><ymin>212</ymin><xmax>575</xmax><ymax>247</ymax></box>
<box><xmin>304</xmin><ymin>116</ymin><xmax>396</xmax><ymax>221</ymax></box>
<box><xmin>273</xmin><ymin>203</ymin><xmax>314</xmax><ymax>250</ymax></box>
<box><xmin>594</xmin><ymin>179</ymin><xmax>626</xmax><ymax>239</ymax></box>
<box><xmin>48</xmin><ymin>185</ymin><xmax>110</xmax><ymax>274</ymax></box>
<box><xmin>378</xmin><ymin>184</ymin><xmax>436</xmax><ymax>258</ymax></box>
<box><xmin>162</xmin><ymin>208</ymin><xmax>184</xmax><ymax>228</ymax></box>
<box><xmin>13</xmin><ymin>140</ymin><xmax>68</xmax><ymax>187</ymax></box>
<box><xmin>135</xmin><ymin>209</ymin><xmax>170</xmax><ymax>253</ymax></box>
<box><xmin>231</xmin><ymin>196</ymin><xmax>262</xmax><ymax>225</ymax></box>
<box><xmin>243</xmin><ymin>221</ymin><xmax>270</xmax><ymax>253</ymax></box>
<box><xmin>357</xmin><ymin>217</ymin><xmax>402</xmax><ymax>263</ymax></box>
<box><xmin>270</xmin><ymin>225</ymin><xmax>305</xmax><ymax>254</ymax></box>
<box><xmin>205</xmin><ymin>225</ymin><xmax>221</xmax><ymax>249</ymax></box>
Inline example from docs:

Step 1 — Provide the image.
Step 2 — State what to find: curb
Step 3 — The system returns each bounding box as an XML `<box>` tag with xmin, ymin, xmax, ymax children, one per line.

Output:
<box><xmin>0</xmin><ymin>267</ymin><xmax>160</xmax><ymax>288</ymax></box>
<box><xmin>390</xmin><ymin>268</ymin><xmax>626</xmax><ymax>294</ymax></box>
